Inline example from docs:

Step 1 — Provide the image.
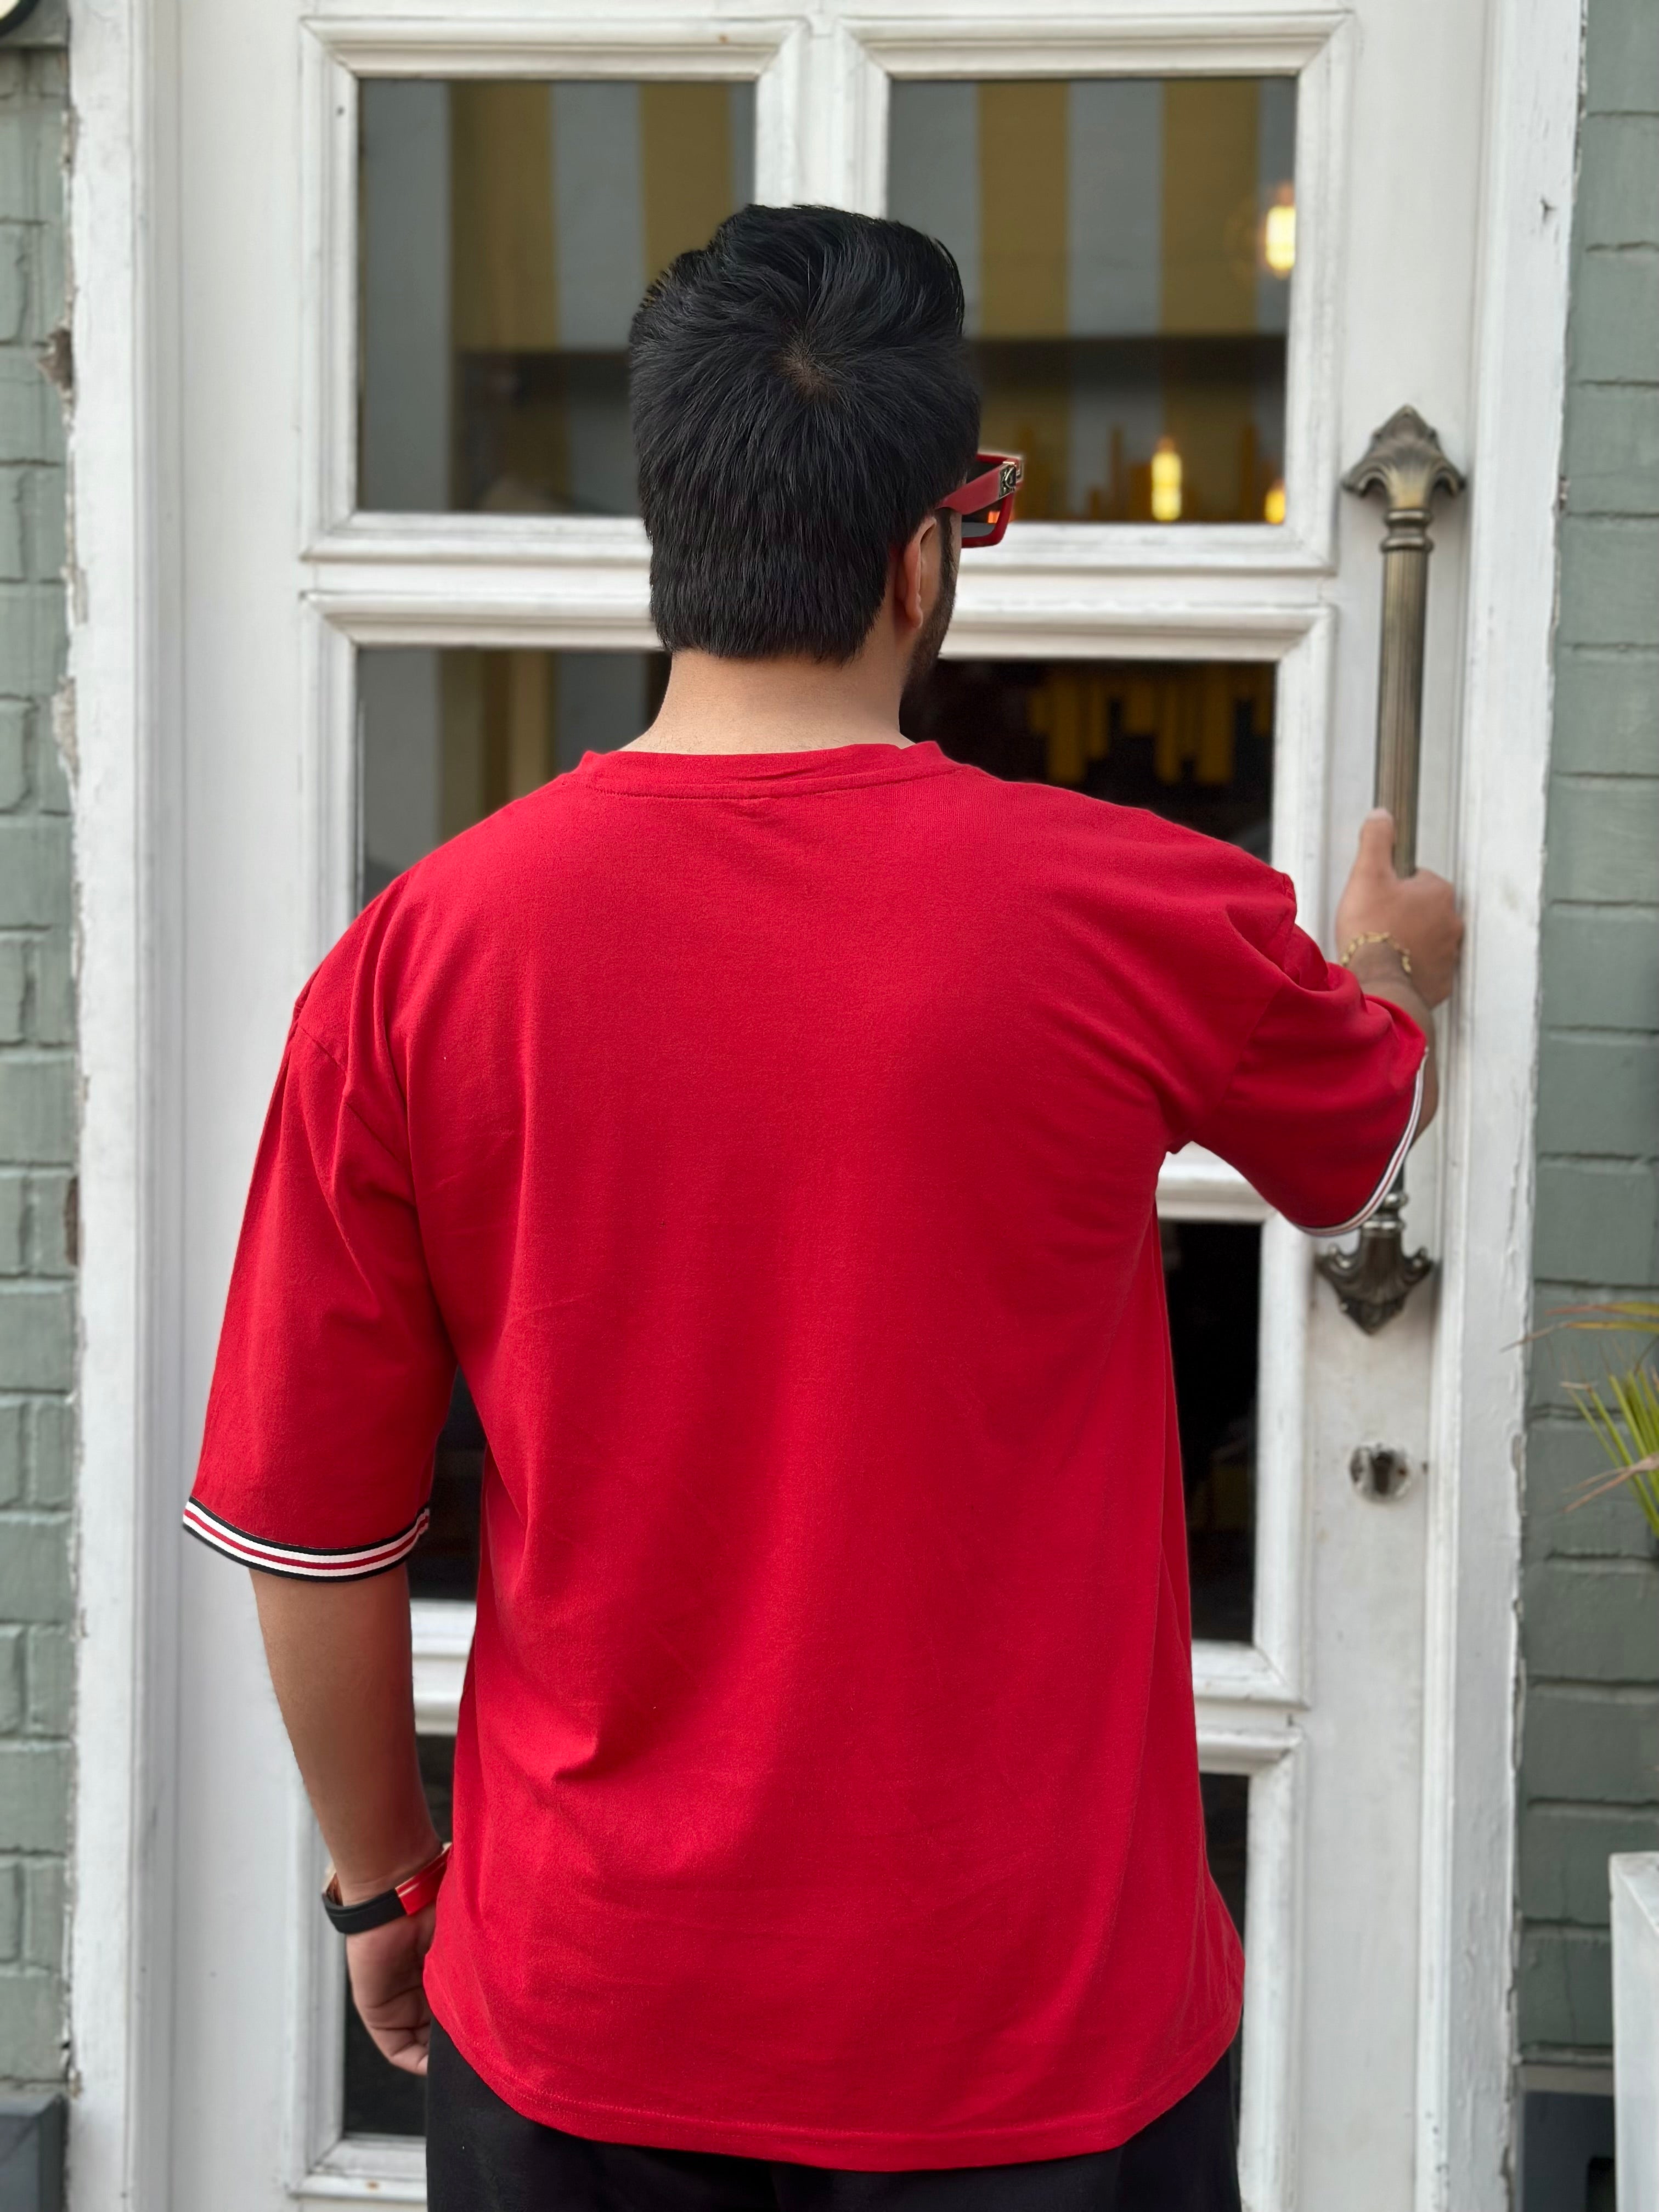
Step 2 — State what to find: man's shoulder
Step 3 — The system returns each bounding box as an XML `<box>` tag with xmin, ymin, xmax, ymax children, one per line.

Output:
<box><xmin>943</xmin><ymin>759</ymin><xmax>1288</xmax><ymax>902</ymax></box>
<box><xmin>297</xmin><ymin>783</ymin><xmax>575</xmax><ymax>1039</ymax></box>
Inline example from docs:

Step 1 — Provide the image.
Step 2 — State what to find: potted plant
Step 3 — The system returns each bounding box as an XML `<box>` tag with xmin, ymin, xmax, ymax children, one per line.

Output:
<box><xmin>1542</xmin><ymin>1300</ymin><xmax>1659</xmax><ymax>1551</ymax></box>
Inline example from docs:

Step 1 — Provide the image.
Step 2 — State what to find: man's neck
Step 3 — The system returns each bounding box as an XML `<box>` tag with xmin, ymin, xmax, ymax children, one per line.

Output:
<box><xmin>627</xmin><ymin>648</ymin><xmax>910</xmax><ymax>757</ymax></box>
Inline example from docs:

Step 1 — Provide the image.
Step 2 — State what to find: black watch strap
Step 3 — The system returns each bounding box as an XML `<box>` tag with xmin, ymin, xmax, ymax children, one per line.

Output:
<box><xmin>321</xmin><ymin>1842</ymin><xmax>450</xmax><ymax>1934</ymax></box>
<box><xmin>322</xmin><ymin>1884</ymin><xmax>408</xmax><ymax>1935</ymax></box>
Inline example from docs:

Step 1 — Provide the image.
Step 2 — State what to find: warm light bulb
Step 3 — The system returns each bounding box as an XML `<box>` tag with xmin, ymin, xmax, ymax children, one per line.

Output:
<box><xmin>1263</xmin><ymin>479</ymin><xmax>1286</xmax><ymax>526</ymax></box>
<box><xmin>1263</xmin><ymin>186</ymin><xmax>1296</xmax><ymax>278</ymax></box>
<box><xmin>1150</xmin><ymin>437</ymin><xmax>1183</xmax><ymax>523</ymax></box>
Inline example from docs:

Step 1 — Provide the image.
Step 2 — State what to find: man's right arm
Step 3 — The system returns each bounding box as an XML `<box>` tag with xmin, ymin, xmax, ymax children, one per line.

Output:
<box><xmin>1330</xmin><ymin>809</ymin><xmax>1463</xmax><ymax>1133</ymax></box>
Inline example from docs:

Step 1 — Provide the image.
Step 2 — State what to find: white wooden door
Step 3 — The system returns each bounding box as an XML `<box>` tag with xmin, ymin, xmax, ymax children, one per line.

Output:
<box><xmin>151</xmin><ymin>1</ymin><xmax>1555</xmax><ymax>2205</ymax></box>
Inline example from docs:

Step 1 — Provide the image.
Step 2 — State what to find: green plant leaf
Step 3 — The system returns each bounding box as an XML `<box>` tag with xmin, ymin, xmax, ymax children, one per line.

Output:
<box><xmin>1547</xmin><ymin>1302</ymin><xmax>1659</xmax><ymax>1540</ymax></box>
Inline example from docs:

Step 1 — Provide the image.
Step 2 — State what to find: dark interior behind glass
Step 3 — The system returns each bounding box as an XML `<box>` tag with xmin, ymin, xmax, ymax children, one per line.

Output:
<box><xmin>1201</xmin><ymin>1770</ymin><xmax>1250</xmax><ymax>2112</ymax></box>
<box><xmin>1165</xmin><ymin>1223</ymin><xmax>1261</xmax><ymax>1646</ymax></box>
<box><xmin>903</xmin><ymin>657</ymin><xmax>1273</xmax><ymax>854</ymax></box>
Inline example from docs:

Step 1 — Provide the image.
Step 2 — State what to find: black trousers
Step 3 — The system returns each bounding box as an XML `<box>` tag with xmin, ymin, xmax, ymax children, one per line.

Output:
<box><xmin>426</xmin><ymin>2023</ymin><xmax>1242</xmax><ymax>2212</ymax></box>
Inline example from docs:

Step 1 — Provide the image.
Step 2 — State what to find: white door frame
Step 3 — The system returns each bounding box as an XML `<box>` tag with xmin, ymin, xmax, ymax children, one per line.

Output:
<box><xmin>64</xmin><ymin>0</ymin><xmax>1580</xmax><ymax>2201</ymax></box>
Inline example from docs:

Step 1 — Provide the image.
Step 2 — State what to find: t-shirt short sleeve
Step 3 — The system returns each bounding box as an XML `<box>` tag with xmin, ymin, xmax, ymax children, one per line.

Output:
<box><xmin>184</xmin><ymin>1005</ymin><xmax>455</xmax><ymax>1580</ymax></box>
<box><xmin>1190</xmin><ymin>911</ymin><xmax>1427</xmax><ymax>1235</ymax></box>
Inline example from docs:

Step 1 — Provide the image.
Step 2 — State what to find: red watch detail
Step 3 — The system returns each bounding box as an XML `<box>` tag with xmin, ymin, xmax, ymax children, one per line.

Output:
<box><xmin>394</xmin><ymin>1842</ymin><xmax>452</xmax><ymax>1916</ymax></box>
<box><xmin>321</xmin><ymin>1839</ymin><xmax>451</xmax><ymax>1933</ymax></box>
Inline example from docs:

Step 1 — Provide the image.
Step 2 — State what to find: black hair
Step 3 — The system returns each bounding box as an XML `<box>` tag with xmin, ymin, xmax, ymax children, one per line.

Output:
<box><xmin>629</xmin><ymin>204</ymin><xmax>981</xmax><ymax>663</ymax></box>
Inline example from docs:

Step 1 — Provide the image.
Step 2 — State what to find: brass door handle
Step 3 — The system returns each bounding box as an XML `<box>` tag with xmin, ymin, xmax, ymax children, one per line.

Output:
<box><xmin>1316</xmin><ymin>406</ymin><xmax>1465</xmax><ymax>1334</ymax></box>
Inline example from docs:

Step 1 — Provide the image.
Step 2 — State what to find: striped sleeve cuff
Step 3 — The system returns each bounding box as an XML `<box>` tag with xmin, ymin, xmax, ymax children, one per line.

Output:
<box><xmin>1291</xmin><ymin>1057</ymin><xmax>1426</xmax><ymax>1239</ymax></box>
<box><xmin>183</xmin><ymin>1499</ymin><xmax>430</xmax><ymax>1581</ymax></box>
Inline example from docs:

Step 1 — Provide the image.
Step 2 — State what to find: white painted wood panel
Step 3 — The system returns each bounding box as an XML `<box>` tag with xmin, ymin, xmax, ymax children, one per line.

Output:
<box><xmin>1613</xmin><ymin>1855</ymin><xmax>1659</xmax><ymax>2212</ymax></box>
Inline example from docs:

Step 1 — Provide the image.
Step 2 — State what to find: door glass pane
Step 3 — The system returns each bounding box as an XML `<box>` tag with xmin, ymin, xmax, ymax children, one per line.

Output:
<box><xmin>888</xmin><ymin>78</ymin><xmax>1296</xmax><ymax>524</ymax></box>
<box><xmin>1201</xmin><ymin>1770</ymin><xmax>1248</xmax><ymax>2105</ymax></box>
<box><xmin>362</xmin><ymin>651</ymin><xmax>1271</xmax><ymax>1638</ymax></box>
<box><xmin>359</xmin><ymin>645</ymin><xmax>668</xmax><ymax>902</ymax></box>
<box><xmin>341</xmin><ymin>1733</ymin><xmax>454</xmax><ymax>2136</ymax></box>
<box><xmin>904</xmin><ymin>656</ymin><xmax>1274</xmax><ymax>853</ymax></box>
<box><xmin>1202</xmin><ymin>1771</ymin><xmax>1248</xmax><ymax>1943</ymax></box>
<box><xmin>359</xmin><ymin>79</ymin><xmax>757</xmax><ymax>514</ymax></box>
<box><xmin>1166</xmin><ymin>1223</ymin><xmax>1261</xmax><ymax>1645</ymax></box>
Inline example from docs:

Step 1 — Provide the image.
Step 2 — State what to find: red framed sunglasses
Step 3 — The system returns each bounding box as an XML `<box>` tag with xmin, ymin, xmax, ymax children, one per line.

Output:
<box><xmin>940</xmin><ymin>452</ymin><xmax>1024</xmax><ymax>548</ymax></box>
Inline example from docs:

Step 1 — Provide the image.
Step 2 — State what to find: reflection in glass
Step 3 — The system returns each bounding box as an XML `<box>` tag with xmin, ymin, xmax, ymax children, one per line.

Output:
<box><xmin>888</xmin><ymin>78</ymin><xmax>1296</xmax><ymax>523</ymax></box>
<box><xmin>359</xmin><ymin>80</ymin><xmax>756</xmax><ymax>514</ymax></box>
<box><xmin>342</xmin><ymin>1733</ymin><xmax>454</xmax><ymax>2137</ymax></box>
<box><xmin>904</xmin><ymin>657</ymin><xmax>1274</xmax><ymax>855</ymax></box>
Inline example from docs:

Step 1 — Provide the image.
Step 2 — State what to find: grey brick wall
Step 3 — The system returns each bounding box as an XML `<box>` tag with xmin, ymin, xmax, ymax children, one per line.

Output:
<box><xmin>1517</xmin><ymin>0</ymin><xmax>1659</xmax><ymax>2070</ymax></box>
<box><xmin>0</xmin><ymin>42</ymin><xmax>71</xmax><ymax>2098</ymax></box>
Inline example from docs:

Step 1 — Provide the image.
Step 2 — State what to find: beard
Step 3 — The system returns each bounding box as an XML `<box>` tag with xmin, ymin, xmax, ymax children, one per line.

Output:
<box><xmin>899</xmin><ymin>522</ymin><xmax>958</xmax><ymax>723</ymax></box>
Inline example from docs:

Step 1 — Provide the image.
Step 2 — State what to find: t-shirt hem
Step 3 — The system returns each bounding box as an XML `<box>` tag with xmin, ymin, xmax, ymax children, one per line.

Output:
<box><xmin>427</xmin><ymin>1991</ymin><xmax>1242</xmax><ymax>2170</ymax></box>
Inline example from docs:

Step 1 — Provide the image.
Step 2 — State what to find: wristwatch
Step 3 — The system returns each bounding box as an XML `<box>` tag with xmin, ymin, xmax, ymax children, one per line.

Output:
<box><xmin>321</xmin><ymin>1841</ymin><xmax>451</xmax><ymax>1934</ymax></box>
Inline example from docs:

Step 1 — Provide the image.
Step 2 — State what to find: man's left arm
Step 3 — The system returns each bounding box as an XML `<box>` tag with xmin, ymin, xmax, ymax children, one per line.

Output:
<box><xmin>251</xmin><ymin>1565</ymin><xmax>442</xmax><ymax>2075</ymax></box>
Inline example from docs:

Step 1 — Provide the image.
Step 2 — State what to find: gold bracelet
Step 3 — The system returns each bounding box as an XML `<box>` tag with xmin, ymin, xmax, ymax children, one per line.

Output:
<box><xmin>1340</xmin><ymin>930</ymin><xmax>1413</xmax><ymax>977</ymax></box>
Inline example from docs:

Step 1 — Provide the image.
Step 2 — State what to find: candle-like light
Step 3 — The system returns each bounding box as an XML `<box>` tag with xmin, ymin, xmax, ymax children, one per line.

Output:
<box><xmin>1263</xmin><ymin>479</ymin><xmax>1286</xmax><ymax>526</ymax></box>
<box><xmin>1263</xmin><ymin>185</ymin><xmax>1296</xmax><ymax>278</ymax></box>
<box><xmin>1150</xmin><ymin>436</ymin><xmax>1183</xmax><ymax>523</ymax></box>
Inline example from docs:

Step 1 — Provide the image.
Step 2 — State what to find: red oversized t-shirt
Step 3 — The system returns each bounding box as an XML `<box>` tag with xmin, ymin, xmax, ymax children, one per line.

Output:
<box><xmin>187</xmin><ymin>741</ymin><xmax>1424</xmax><ymax>2166</ymax></box>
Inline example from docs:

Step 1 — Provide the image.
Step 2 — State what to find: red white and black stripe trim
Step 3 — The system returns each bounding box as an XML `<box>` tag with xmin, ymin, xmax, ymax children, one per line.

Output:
<box><xmin>1291</xmin><ymin>1058</ymin><xmax>1427</xmax><ymax>1239</ymax></box>
<box><xmin>182</xmin><ymin>1499</ymin><xmax>430</xmax><ymax>1581</ymax></box>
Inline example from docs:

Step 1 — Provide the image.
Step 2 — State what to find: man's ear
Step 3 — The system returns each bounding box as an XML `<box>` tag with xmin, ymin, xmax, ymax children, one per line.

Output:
<box><xmin>896</xmin><ymin>515</ymin><xmax>938</xmax><ymax>633</ymax></box>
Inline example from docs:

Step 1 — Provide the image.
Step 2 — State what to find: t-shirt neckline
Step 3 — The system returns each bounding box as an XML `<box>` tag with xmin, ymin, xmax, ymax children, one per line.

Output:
<box><xmin>572</xmin><ymin>740</ymin><xmax>955</xmax><ymax>796</ymax></box>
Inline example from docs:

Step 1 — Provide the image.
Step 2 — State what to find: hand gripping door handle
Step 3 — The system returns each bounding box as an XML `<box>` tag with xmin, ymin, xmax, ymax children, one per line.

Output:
<box><xmin>1316</xmin><ymin>406</ymin><xmax>1465</xmax><ymax>1334</ymax></box>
